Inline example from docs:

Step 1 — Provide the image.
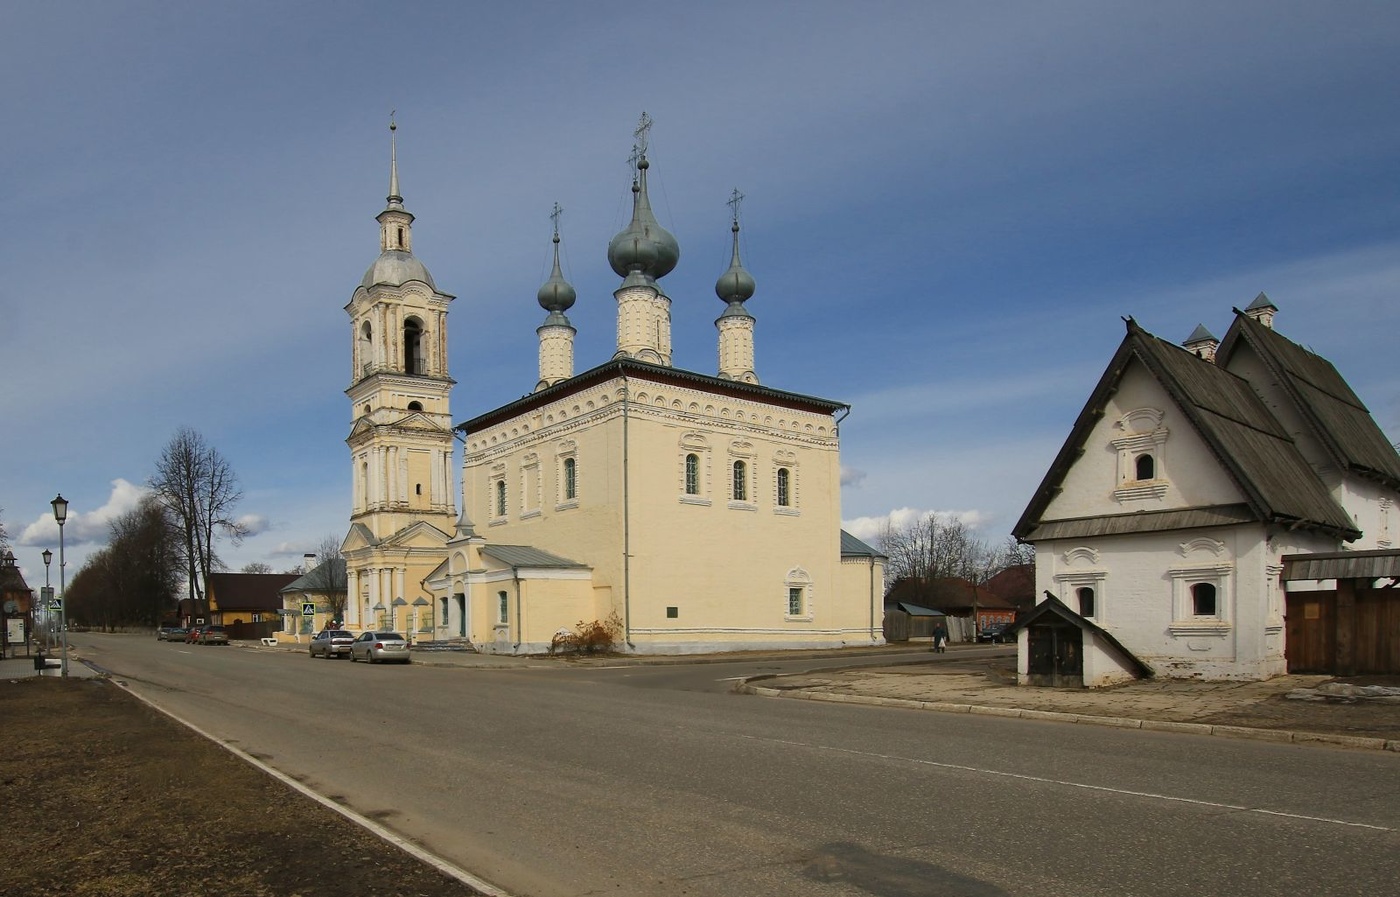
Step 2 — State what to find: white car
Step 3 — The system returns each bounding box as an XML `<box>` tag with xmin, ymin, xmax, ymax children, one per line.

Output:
<box><xmin>349</xmin><ymin>631</ymin><xmax>411</xmax><ymax>664</ymax></box>
<box><xmin>309</xmin><ymin>629</ymin><xmax>355</xmax><ymax>658</ymax></box>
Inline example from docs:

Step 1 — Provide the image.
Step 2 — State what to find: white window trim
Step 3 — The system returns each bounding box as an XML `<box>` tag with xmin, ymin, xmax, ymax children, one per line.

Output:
<box><xmin>773</xmin><ymin>451</ymin><xmax>800</xmax><ymax>516</ymax></box>
<box><xmin>784</xmin><ymin>568</ymin><xmax>814</xmax><ymax>622</ymax></box>
<box><xmin>679</xmin><ymin>436</ymin><xmax>712</xmax><ymax>506</ymax></box>
<box><xmin>1111</xmin><ymin>408</ymin><xmax>1169</xmax><ymax>503</ymax></box>
<box><xmin>521</xmin><ymin>453</ymin><xmax>541</xmax><ymax>518</ymax></box>
<box><xmin>556</xmin><ymin>441</ymin><xmax>579</xmax><ymax>511</ymax></box>
<box><xmin>489</xmin><ymin>471</ymin><xmax>508</xmax><ymax>525</ymax></box>
<box><xmin>1168</xmin><ymin>562</ymin><xmax>1233</xmax><ymax>635</ymax></box>
<box><xmin>1052</xmin><ymin>569</ymin><xmax>1106</xmax><ymax>623</ymax></box>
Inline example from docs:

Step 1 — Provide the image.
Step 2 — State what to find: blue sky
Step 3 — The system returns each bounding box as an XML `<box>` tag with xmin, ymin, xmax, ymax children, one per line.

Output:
<box><xmin>3</xmin><ymin>1</ymin><xmax>1399</xmax><ymax>582</ymax></box>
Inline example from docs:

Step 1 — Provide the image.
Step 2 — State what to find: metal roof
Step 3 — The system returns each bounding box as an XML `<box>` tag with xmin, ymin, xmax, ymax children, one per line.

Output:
<box><xmin>887</xmin><ymin>602</ymin><xmax>945</xmax><ymax>617</ymax></box>
<box><xmin>1281</xmin><ymin>549</ymin><xmax>1400</xmax><ymax>582</ymax></box>
<box><xmin>840</xmin><ymin>530</ymin><xmax>885</xmax><ymax>558</ymax></box>
<box><xmin>480</xmin><ymin>545</ymin><xmax>588</xmax><ymax>569</ymax></box>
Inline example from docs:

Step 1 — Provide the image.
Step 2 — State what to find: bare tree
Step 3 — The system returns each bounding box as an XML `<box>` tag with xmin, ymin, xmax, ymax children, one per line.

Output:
<box><xmin>0</xmin><ymin>506</ymin><xmax>10</xmax><ymax>552</ymax></box>
<box><xmin>304</xmin><ymin>534</ymin><xmax>348</xmax><ymax>622</ymax></box>
<box><xmin>150</xmin><ymin>427</ymin><xmax>248</xmax><ymax>614</ymax></box>
<box><xmin>241</xmin><ymin>562</ymin><xmax>273</xmax><ymax>574</ymax></box>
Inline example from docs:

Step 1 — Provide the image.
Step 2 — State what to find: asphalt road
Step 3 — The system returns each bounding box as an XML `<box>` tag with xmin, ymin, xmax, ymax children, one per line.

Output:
<box><xmin>74</xmin><ymin>634</ymin><xmax>1399</xmax><ymax>897</ymax></box>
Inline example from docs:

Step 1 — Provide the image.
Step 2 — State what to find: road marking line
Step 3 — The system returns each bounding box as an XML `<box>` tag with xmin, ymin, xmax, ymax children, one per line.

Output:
<box><xmin>736</xmin><ymin>734</ymin><xmax>1395</xmax><ymax>833</ymax></box>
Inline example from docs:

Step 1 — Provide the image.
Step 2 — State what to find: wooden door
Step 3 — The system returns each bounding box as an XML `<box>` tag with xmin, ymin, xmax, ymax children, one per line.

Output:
<box><xmin>1286</xmin><ymin>591</ymin><xmax>1335</xmax><ymax>673</ymax></box>
<box><xmin>1026</xmin><ymin>622</ymin><xmax>1083</xmax><ymax>687</ymax></box>
<box><xmin>1353</xmin><ymin>589</ymin><xmax>1400</xmax><ymax>674</ymax></box>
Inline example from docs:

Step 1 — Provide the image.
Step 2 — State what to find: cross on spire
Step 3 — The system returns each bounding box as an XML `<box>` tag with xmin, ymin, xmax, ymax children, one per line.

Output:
<box><xmin>631</xmin><ymin>111</ymin><xmax>653</xmax><ymax>164</ymax></box>
<box><xmin>727</xmin><ymin>188</ymin><xmax>745</xmax><ymax>225</ymax></box>
<box><xmin>550</xmin><ymin>202</ymin><xmax>563</xmax><ymax>238</ymax></box>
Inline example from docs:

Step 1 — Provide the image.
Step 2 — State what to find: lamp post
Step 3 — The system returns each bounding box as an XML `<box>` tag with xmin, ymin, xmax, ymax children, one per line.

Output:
<box><xmin>51</xmin><ymin>494</ymin><xmax>69</xmax><ymax>678</ymax></box>
<box><xmin>42</xmin><ymin>549</ymin><xmax>52</xmax><ymax>650</ymax></box>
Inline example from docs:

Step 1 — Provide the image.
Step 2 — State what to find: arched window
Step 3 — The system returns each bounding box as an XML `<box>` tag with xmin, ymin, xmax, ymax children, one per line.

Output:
<box><xmin>403</xmin><ymin>317</ymin><xmax>424</xmax><ymax>375</ymax></box>
<box><xmin>1135</xmin><ymin>453</ymin><xmax>1155</xmax><ymax>481</ymax></box>
<box><xmin>776</xmin><ymin>468</ymin><xmax>791</xmax><ymax>507</ymax></box>
<box><xmin>407</xmin><ymin>401</ymin><xmax>423</xmax><ymax>412</ymax></box>
<box><xmin>563</xmin><ymin>457</ymin><xmax>577</xmax><ymax>500</ymax></box>
<box><xmin>732</xmin><ymin>460</ymin><xmax>747</xmax><ymax>501</ymax></box>
<box><xmin>495</xmin><ymin>480</ymin><xmax>507</xmax><ymax>517</ymax></box>
<box><xmin>685</xmin><ymin>454</ymin><xmax>700</xmax><ymax>495</ymax></box>
<box><xmin>1191</xmin><ymin>582</ymin><xmax>1217</xmax><ymax>616</ymax></box>
<box><xmin>1077</xmin><ymin>586</ymin><xmax>1095</xmax><ymax>618</ymax></box>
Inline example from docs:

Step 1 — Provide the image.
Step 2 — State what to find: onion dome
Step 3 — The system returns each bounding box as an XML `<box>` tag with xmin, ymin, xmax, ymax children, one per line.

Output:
<box><xmin>537</xmin><ymin>223</ymin><xmax>576</xmax><ymax>314</ymax></box>
<box><xmin>607</xmin><ymin>156</ymin><xmax>680</xmax><ymax>280</ymax></box>
<box><xmin>715</xmin><ymin>220</ymin><xmax>755</xmax><ymax>305</ymax></box>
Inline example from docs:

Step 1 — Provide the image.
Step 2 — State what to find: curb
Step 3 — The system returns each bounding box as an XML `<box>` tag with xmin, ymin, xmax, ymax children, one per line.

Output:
<box><xmin>736</xmin><ymin>683</ymin><xmax>1400</xmax><ymax>753</ymax></box>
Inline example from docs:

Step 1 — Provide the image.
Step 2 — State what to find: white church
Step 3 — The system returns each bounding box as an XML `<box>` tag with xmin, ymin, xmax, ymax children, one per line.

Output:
<box><xmin>337</xmin><ymin>119</ymin><xmax>886</xmax><ymax>654</ymax></box>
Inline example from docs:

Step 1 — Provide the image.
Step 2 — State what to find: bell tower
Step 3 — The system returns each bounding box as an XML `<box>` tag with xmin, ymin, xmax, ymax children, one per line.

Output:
<box><xmin>342</xmin><ymin>118</ymin><xmax>456</xmax><ymax>632</ymax></box>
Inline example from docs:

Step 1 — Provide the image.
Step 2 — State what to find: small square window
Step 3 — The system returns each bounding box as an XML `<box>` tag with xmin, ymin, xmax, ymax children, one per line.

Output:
<box><xmin>666</xmin><ymin>606</ymin><xmax>679</xmax><ymax>619</ymax></box>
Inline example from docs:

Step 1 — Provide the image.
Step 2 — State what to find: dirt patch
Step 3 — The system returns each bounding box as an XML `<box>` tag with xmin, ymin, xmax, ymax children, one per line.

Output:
<box><xmin>0</xmin><ymin>677</ymin><xmax>485</xmax><ymax>897</ymax></box>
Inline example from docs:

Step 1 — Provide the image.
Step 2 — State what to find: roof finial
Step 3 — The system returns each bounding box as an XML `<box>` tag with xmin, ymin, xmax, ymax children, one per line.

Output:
<box><xmin>539</xmin><ymin>202</ymin><xmax>576</xmax><ymax>313</ymax></box>
<box><xmin>716</xmin><ymin>188</ymin><xmax>755</xmax><ymax>304</ymax></box>
<box><xmin>387</xmin><ymin>111</ymin><xmax>403</xmax><ymax>208</ymax></box>
<box><xmin>550</xmin><ymin>201</ymin><xmax>563</xmax><ymax>241</ymax></box>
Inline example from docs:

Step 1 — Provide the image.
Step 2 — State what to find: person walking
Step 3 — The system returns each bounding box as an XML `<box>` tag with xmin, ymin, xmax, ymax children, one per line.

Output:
<box><xmin>932</xmin><ymin>621</ymin><xmax>948</xmax><ymax>653</ymax></box>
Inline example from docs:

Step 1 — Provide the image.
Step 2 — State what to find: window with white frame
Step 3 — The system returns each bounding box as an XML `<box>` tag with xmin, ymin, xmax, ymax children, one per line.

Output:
<box><xmin>732</xmin><ymin>460</ymin><xmax>748</xmax><ymax>501</ymax></box>
<box><xmin>773</xmin><ymin>450</ymin><xmax>799</xmax><ymax>515</ymax></box>
<box><xmin>1168</xmin><ymin>562</ymin><xmax>1232</xmax><ymax>634</ymax></box>
<box><xmin>493</xmin><ymin>478</ymin><xmax>507</xmax><ymax>519</ymax></box>
<box><xmin>555</xmin><ymin>441</ymin><xmax>578</xmax><ymax>509</ymax></box>
<box><xmin>1111</xmin><ymin>407</ymin><xmax>1170</xmax><ymax>502</ymax></box>
<box><xmin>784</xmin><ymin>567</ymin><xmax>813</xmax><ymax>621</ymax></box>
<box><xmin>679</xmin><ymin>434</ymin><xmax>712</xmax><ymax>505</ymax></box>
<box><xmin>728</xmin><ymin>440</ymin><xmax>756</xmax><ymax>510</ymax></box>
<box><xmin>497</xmin><ymin>590</ymin><xmax>509</xmax><ymax>625</ymax></box>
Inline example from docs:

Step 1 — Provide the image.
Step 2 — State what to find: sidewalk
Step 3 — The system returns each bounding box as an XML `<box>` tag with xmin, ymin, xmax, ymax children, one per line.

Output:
<box><xmin>0</xmin><ymin>648</ymin><xmax>99</xmax><ymax>679</ymax></box>
<box><xmin>737</xmin><ymin>651</ymin><xmax>1400</xmax><ymax>752</ymax></box>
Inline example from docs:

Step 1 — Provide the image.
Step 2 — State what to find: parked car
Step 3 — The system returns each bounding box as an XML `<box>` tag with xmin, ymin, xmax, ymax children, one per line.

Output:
<box><xmin>349</xmin><ymin>631</ymin><xmax>411</xmax><ymax>664</ymax></box>
<box><xmin>977</xmin><ymin>623</ymin><xmax>1011</xmax><ymax>644</ymax></box>
<box><xmin>196</xmin><ymin>625</ymin><xmax>229</xmax><ymax>645</ymax></box>
<box><xmin>157</xmin><ymin>626</ymin><xmax>187</xmax><ymax>641</ymax></box>
<box><xmin>184</xmin><ymin>626</ymin><xmax>204</xmax><ymax>643</ymax></box>
<box><xmin>309</xmin><ymin>629</ymin><xmax>356</xmax><ymax>659</ymax></box>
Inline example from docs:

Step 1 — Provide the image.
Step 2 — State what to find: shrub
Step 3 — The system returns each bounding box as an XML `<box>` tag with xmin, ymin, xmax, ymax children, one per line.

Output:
<box><xmin>549</xmin><ymin>612</ymin><xmax>623</xmax><ymax>655</ymax></box>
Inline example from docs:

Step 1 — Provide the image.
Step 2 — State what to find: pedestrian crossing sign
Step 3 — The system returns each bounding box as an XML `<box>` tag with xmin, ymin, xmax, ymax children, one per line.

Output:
<box><xmin>301</xmin><ymin>602</ymin><xmax>316</xmax><ymax>616</ymax></box>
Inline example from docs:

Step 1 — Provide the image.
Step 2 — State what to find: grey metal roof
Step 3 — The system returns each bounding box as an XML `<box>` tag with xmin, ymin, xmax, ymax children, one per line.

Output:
<box><xmin>1281</xmin><ymin>549</ymin><xmax>1400</xmax><ymax>582</ymax></box>
<box><xmin>1219</xmin><ymin>312</ymin><xmax>1400</xmax><ymax>492</ymax></box>
<box><xmin>886</xmin><ymin>602</ymin><xmax>945</xmax><ymax>617</ymax></box>
<box><xmin>1184</xmin><ymin>323</ymin><xmax>1217</xmax><ymax>344</ymax></box>
<box><xmin>1015</xmin><ymin>319</ymin><xmax>1358</xmax><ymax>541</ymax></box>
<box><xmin>361</xmin><ymin>250</ymin><xmax>437</xmax><ymax>290</ymax></box>
<box><xmin>480</xmin><ymin>544</ymin><xmax>588</xmax><ymax>569</ymax></box>
<box><xmin>280</xmin><ymin>558</ymin><xmax>347</xmax><ymax>593</ymax></box>
<box><xmin>840</xmin><ymin>530</ymin><xmax>886</xmax><ymax>558</ymax></box>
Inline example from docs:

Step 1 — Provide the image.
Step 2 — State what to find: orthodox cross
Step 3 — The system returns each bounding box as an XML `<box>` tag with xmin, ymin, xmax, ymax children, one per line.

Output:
<box><xmin>550</xmin><ymin>202</ymin><xmax>563</xmax><ymax>238</ymax></box>
<box><xmin>727</xmin><ymin>188</ymin><xmax>745</xmax><ymax>225</ymax></box>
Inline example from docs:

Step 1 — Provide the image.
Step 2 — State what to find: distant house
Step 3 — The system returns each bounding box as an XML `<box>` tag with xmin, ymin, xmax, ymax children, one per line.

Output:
<box><xmin>884</xmin><ymin>576</ymin><xmax>1017</xmax><ymax>642</ymax></box>
<box><xmin>1014</xmin><ymin>298</ymin><xmax>1400</xmax><ymax>685</ymax></box>
<box><xmin>182</xmin><ymin>572</ymin><xmax>300</xmax><ymax>641</ymax></box>
<box><xmin>1</xmin><ymin>551</ymin><xmax>36</xmax><ymax>652</ymax></box>
<box><xmin>278</xmin><ymin>559</ymin><xmax>348</xmax><ymax>641</ymax></box>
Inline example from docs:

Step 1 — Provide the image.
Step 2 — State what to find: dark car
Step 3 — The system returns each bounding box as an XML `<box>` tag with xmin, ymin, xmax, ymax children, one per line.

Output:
<box><xmin>197</xmin><ymin>625</ymin><xmax>229</xmax><ymax>645</ymax></box>
<box><xmin>349</xmin><ymin>631</ymin><xmax>411</xmax><ymax>664</ymax></box>
<box><xmin>977</xmin><ymin>623</ymin><xmax>1011</xmax><ymax>644</ymax></box>
<box><xmin>309</xmin><ymin>629</ymin><xmax>355</xmax><ymax>659</ymax></box>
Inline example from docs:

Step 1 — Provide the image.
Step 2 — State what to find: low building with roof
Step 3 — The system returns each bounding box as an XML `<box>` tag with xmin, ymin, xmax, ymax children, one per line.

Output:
<box><xmin>1013</xmin><ymin>297</ymin><xmax>1400</xmax><ymax>684</ymax></box>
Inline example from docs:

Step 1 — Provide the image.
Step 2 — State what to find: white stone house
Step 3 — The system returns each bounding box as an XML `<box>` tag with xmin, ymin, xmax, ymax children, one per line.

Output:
<box><xmin>1012</xmin><ymin>296</ymin><xmax>1400</xmax><ymax>685</ymax></box>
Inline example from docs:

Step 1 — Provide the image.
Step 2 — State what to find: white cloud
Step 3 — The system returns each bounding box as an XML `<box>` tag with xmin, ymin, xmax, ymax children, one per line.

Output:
<box><xmin>17</xmin><ymin>479</ymin><xmax>148</xmax><ymax>547</ymax></box>
<box><xmin>237</xmin><ymin>514</ymin><xmax>272</xmax><ymax>537</ymax></box>
<box><xmin>842</xmin><ymin>506</ymin><xmax>996</xmax><ymax>544</ymax></box>
<box><xmin>840</xmin><ymin>466</ymin><xmax>866</xmax><ymax>488</ymax></box>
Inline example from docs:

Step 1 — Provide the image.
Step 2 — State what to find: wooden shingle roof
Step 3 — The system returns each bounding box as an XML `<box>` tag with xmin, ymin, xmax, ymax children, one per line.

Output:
<box><xmin>1218</xmin><ymin>311</ymin><xmax>1400</xmax><ymax>492</ymax></box>
<box><xmin>1015</xmin><ymin>318</ymin><xmax>1359</xmax><ymax>542</ymax></box>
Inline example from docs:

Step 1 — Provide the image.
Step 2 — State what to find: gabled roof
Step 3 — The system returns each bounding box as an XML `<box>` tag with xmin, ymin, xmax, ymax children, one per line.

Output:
<box><xmin>280</xmin><ymin>558</ymin><xmax>347</xmax><ymax>594</ymax></box>
<box><xmin>207</xmin><ymin>572</ymin><xmax>301</xmax><ymax>612</ymax></box>
<box><xmin>1015</xmin><ymin>319</ymin><xmax>1358</xmax><ymax>542</ymax></box>
<box><xmin>840</xmin><ymin>530</ymin><xmax>886</xmax><ymax>559</ymax></box>
<box><xmin>458</xmin><ymin>357</ymin><xmax>848</xmax><ymax>434</ymax></box>
<box><xmin>982</xmin><ymin>564</ymin><xmax>1034</xmax><ymax>608</ymax></box>
<box><xmin>1003</xmin><ymin>594</ymin><xmax>1153</xmax><ymax>678</ymax></box>
<box><xmin>885</xmin><ymin>601</ymin><xmax>946</xmax><ymax>617</ymax></box>
<box><xmin>1218</xmin><ymin>311</ymin><xmax>1400</xmax><ymax>492</ymax></box>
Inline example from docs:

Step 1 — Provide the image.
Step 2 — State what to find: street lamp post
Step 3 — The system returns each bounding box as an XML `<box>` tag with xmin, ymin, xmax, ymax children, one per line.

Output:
<box><xmin>52</xmin><ymin>494</ymin><xmax>69</xmax><ymax>678</ymax></box>
<box><xmin>41</xmin><ymin>549</ymin><xmax>52</xmax><ymax>650</ymax></box>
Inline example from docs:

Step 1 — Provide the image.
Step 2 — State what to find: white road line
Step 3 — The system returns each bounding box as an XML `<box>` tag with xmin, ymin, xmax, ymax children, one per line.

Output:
<box><xmin>735</xmin><ymin>733</ymin><xmax>1396</xmax><ymax>833</ymax></box>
